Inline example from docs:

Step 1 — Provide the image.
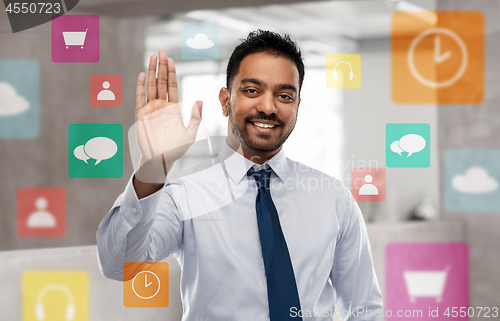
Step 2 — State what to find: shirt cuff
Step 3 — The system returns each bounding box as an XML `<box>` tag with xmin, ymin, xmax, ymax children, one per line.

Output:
<box><xmin>120</xmin><ymin>173</ymin><xmax>165</xmax><ymax>228</ymax></box>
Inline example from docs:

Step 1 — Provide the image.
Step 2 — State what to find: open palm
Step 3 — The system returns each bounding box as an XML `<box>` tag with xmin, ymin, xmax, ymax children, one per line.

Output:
<box><xmin>135</xmin><ymin>50</ymin><xmax>203</xmax><ymax>167</ymax></box>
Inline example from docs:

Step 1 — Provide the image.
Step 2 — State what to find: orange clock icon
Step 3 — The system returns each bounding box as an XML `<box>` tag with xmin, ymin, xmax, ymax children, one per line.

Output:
<box><xmin>132</xmin><ymin>270</ymin><xmax>161</xmax><ymax>299</ymax></box>
<box><xmin>123</xmin><ymin>262</ymin><xmax>169</xmax><ymax>307</ymax></box>
<box><xmin>392</xmin><ymin>11</ymin><xmax>484</xmax><ymax>104</ymax></box>
<box><xmin>408</xmin><ymin>28</ymin><xmax>467</xmax><ymax>88</ymax></box>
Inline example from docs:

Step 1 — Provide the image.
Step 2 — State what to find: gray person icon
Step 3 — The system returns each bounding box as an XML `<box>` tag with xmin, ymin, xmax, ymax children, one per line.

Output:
<box><xmin>27</xmin><ymin>197</ymin><xmax>56</xmax><ymax>228</ymax></box>
<box><xmin>97</xmin><ymin>81</ymin><xmax>116</xmax><ymax>101</ymax></box>
<box><xmin>359</xmin><ymin>175</ymin><xmax>379</xmax><ymax>195</ymax></box>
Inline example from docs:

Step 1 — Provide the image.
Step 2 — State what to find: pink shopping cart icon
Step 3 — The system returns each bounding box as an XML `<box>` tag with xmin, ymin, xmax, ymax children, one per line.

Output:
<box><xmin>386</xmin><ymin>243</ymin><xmax>469</xmax><ymax>321</ymax></box>
<box><xmin>404</xmin><ymin>266</ymin><xmax>450</xmax><ymax>303</ymax></box>
<box><xmin>52</xmin><ymin>15</ymin><xmax>99</xmax><ymax>63</ymax></box>
<box><xmin>62</xmin><ymin>28</ymin><xmax>89</xmax><ymax>49</ymax></box>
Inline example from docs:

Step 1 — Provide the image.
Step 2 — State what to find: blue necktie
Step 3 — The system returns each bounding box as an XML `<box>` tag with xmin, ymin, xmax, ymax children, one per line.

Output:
<box><xmin>247</xmin><ymin>167</ymin><xmax>302</xmax><ymax>321</ymax></box>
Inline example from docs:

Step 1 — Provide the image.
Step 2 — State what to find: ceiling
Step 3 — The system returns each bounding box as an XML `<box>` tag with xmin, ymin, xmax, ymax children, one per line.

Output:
<box><xmin>143</xmin><ymin>0</ymin><xmax>435</xmax><ymax>69</ymax></box>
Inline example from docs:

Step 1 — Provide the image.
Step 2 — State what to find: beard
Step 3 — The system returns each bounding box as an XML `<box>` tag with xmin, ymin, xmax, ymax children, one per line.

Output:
<box><xmin>227</xmin><ymin>101</ymin><xmax>297</xmax><ymax>154</ymax></box>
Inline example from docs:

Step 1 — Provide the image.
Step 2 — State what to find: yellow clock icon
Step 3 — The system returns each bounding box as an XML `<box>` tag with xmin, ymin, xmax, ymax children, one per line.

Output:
<box><xmin>131</xmin><ymin>270</ymin><xmax>161</xmax><ymax>299</ymax></box>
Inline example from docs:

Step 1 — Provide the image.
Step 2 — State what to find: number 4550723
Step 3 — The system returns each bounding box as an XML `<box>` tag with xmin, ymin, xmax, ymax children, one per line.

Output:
<box><xmin>5</xmin><ymin>2</ymin><xmax>61</xmax><ymax>14</ymax></box>
<box><xmin>444</xmin><ymin>307</ymin><xmax>498</xmax><ymax>318</ymax></box>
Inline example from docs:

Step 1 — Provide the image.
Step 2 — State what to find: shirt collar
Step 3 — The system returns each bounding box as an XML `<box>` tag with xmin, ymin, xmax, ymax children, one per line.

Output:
<box><xmin>218</xmin><ymin>138</ymin><xmax>287</xmax><ymax>185</ymax></box>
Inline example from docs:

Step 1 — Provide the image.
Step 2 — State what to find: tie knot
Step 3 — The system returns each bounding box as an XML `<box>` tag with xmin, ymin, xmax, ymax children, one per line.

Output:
<box><xmin>247</xmin><ymin>167</ymin><xmax>272</xmax><ymax>189</ymax></box>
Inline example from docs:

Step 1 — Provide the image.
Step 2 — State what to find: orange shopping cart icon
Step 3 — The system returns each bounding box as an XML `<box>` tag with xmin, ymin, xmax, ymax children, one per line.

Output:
<box><xmin>392</xmin><ymin>11</ymin><xmax>484</xmax><ymax>104</ymax></box>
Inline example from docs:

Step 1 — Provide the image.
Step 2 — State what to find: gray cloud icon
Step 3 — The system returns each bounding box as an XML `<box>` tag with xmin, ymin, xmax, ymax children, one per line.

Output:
<box><xmin>0</xmin><ymin>82</ymin><xmax>30</xmax><ymax>116</ymax></box>
<box><xmin>186</xmin><ymin>33</ymin><xmax>215</xmax><ymax>50</ymax></box>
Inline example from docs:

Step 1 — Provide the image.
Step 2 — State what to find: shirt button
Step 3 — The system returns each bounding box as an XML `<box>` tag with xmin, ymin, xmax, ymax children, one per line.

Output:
<box><xmin>132</xmin><ymin>207</ymin><xmax>138</xmax><ymax>214</ymax></box>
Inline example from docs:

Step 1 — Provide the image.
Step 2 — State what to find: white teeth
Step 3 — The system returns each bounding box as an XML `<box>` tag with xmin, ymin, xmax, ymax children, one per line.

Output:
<box><xmin>253</xmin><ymin>122</ymin><xmax>275</xmax><ymax>129</ymax></box>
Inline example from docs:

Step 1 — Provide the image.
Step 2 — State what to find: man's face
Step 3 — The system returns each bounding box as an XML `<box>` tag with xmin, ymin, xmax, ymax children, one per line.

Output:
<box><xmin>222</xmin><ymin>52</ymin><xmax>301</xmax><ymax>155</ymax></box>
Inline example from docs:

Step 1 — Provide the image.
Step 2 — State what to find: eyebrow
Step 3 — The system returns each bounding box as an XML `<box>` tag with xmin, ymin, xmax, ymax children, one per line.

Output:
<box><xmin>277</xmin><ymin>83</ymin><xmax>297</xmax><ymax>94</ymax></box>
<box><xmin>239</xmin><ymin>78</ymin><xmax>297</xmax><ymax>94</ymax></box>
<box><xmin>240</xmin><ymin>78</ymin><xmax>264</xmax><ymax>87</ymax></box>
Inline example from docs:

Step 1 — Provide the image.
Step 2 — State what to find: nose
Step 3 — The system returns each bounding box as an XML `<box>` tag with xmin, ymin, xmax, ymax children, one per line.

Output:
<box><xmin>255</xmin><ymin>92</ymin><xmax>276</xmax><ymax>115</ymax></box>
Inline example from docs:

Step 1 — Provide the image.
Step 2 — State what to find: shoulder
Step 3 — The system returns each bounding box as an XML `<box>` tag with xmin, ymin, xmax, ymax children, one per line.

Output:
<box><xmin>285</xmin><ymin>157</ymin><xmax>353</xmax><ymax>206</ymax></box>
<box><xmin>285</xmin><ymin>157</ymin><xmax>347</xmax><ymax>191</ymax></box>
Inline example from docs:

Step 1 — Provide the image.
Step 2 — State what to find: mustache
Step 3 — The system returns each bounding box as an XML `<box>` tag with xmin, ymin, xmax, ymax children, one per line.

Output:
<box><xmin>244</xmin><ymin>114</ymin><xmax>284</xmax><ymax>126</ymax></box>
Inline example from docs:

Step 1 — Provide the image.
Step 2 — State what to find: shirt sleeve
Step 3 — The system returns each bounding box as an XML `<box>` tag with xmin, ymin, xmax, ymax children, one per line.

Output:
<box><xmin>96</xmin><ymin>173</ymin><xmax>183</xmax><ymax>281</ymax></box>
<box><xmin>330</xmin><ymin>187</ymin><xmax>383</xmax><ymax>321</ymax></box>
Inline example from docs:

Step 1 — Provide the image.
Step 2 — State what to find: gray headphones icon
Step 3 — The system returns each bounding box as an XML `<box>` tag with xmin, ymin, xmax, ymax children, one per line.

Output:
<box><xmin>333</xmin><ymin>61</ymin><xmax>354</xmax><ymax>80</ymax></box>
<box><xmin>35</xmin><ymin>284</ymin><xmax>75</xmax><ymax>320</ymax></box>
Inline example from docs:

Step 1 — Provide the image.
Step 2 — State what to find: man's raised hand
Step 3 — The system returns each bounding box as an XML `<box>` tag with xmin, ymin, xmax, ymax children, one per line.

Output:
<box><xmin>135</xmin><ymin>50</ymin><xmax>203</xmax><ymax>168</ymax></box>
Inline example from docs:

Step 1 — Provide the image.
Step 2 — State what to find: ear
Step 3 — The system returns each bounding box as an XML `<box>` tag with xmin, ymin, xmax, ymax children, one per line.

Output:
<box><xmin>297</xmin><ymin>97</ymin><xmax>301</xmax><ymax>112</ymax></box>
<box><xmin>219</xmin><ymin>88</ymin><xmax>229</xmax><ymax>117</ymax></box>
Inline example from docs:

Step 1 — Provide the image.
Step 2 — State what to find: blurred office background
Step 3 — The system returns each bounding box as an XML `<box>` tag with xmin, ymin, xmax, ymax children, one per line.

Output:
<box><xmin>1</xmin><ymin>0</ymin><xmax>499</xmax><ymax>320</ymax></box>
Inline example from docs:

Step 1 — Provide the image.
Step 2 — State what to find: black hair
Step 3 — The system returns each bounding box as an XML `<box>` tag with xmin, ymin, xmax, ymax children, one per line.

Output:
<box><xmin>226</xmin><ymin>30</ymin><xmax>305</xmax><ymax>93</ymax></box>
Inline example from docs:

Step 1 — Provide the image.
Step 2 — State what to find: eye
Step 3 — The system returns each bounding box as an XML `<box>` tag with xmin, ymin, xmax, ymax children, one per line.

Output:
<box><xmin>246</xmin><ymin>89</ymin><xmax>258</xmax><ymax>94</ymax></box>
<box><xmin>279</xmin><ymin>94</ymin><xmax>293</xmax><ymax>100</ymax></box>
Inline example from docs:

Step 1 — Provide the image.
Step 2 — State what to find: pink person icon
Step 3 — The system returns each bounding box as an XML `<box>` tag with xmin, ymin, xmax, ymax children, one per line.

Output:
<box><xmin>17</xmin><ymin>188</ymin><xmax>66</xmax><ymax>237</ymax></box>
<box><xmin>351</xmin><ymin>168</ymin><xmax>386</xmax><ymax>202</ymax></box>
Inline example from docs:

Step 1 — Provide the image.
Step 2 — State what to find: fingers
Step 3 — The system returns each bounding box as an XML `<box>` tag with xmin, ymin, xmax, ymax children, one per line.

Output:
<box><xmin>136</xmin><ymin>72</ymin><xmax>146</xmax><ymax>111</ymax></box>
<box><xmin>157</xmin><ymin>50</ymin><xmax>168</xmax><ymax>100</ymax></box>
<box><xmin>167</xmin><ymin>58</ymin><xmax>179</xmax><ymax>103</ymax></box>
<box><xmin>187</xmin><ymin>100</ymin><xmax>203</xmax><ymax>135</ymax></box>
<box><xmin>147</xmin><ymin>54</ymin><xmax>157</xmax><ymax>103</ymax></box>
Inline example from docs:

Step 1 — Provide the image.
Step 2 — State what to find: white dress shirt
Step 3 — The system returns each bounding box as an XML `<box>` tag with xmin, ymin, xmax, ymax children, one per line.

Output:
<box><xmin>97</xmin><ymin>139</ymin><xmax>383</xmax><ymax>321</ymax></box>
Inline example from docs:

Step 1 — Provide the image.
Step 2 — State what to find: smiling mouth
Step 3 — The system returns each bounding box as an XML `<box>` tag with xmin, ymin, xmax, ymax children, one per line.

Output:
<box><xmin>251</xmin><ymin>121</ymin><xmax>278</xmax><ymax>129</ymax></box>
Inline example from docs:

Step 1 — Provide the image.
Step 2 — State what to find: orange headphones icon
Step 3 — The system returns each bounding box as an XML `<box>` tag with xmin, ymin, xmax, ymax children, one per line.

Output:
<box><xmin>333</xmin><ymin>61</ymin><xmax>354</xmax><ymax>80</ymax></box>
<box><xmin>35</xmin><ymin>284</ymin><xmax>75</xmax><ymax>320</ymax></box>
